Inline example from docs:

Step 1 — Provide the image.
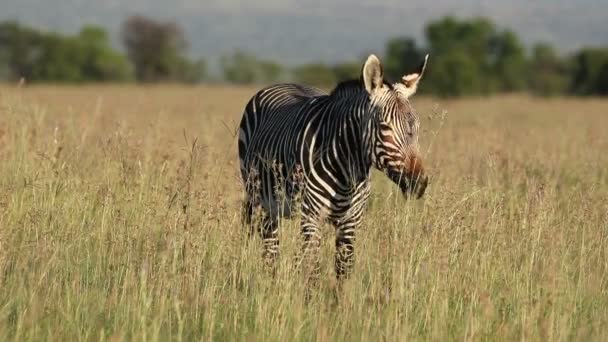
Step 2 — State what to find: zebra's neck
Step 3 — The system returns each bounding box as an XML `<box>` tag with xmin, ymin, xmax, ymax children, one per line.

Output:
<box><xmin>322</xmin><ymin>86</ymin><xmax>376</xmax><ymax>185</ymax></box>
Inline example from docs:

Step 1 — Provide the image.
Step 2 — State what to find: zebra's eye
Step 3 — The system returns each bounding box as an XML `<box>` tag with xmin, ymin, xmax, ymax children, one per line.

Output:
<box><xmin>379</xmin><ymin>122</ymin><xmax>392</xmax><ymax>131</ymax></box>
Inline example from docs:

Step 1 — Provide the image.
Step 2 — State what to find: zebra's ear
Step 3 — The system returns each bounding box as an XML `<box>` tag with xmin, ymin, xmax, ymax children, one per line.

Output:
<box><xmin>400</xmin><ymin>54</ymin><xmax>429</xmax><ymax>98</ymax></box>
<box><xmin>362</xmin><ymin>54</ymin><xmax>384</xmax><ymax>94</ymax></box>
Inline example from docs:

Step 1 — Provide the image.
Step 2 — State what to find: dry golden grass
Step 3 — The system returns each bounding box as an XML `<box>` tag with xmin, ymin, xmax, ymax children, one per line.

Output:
<box><xmin>0</xmin><ymin>84</ymin><xmax>607</xmax><ymax>341</ymax></box>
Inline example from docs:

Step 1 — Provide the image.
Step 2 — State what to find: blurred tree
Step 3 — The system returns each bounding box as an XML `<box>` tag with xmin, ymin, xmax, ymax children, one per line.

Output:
<box><xmin>490</xmin><ymin>30</ymin><xmax>527</xmax><ymax>91</ymax></box>
<box><xmin>0</xmin><ymin>22</ymin><xmax>132</xmax><ymax>83</ymax></box>
<box><xmin>221</xmin><ymin>50</ymin><xmax>259</xmax><ymax>84</ymax></box>
<box><xmin>570</xmin><ymin>48</ymin><xmax>608</xmax><ymax>95</ymax></box>
<box><xmin>422</xmin><ymin>16</ymin><xmax>537</xmax><ymax>96</ymax></box>
<box><xmin>425</xmin><ymin>50</ymin><xmax>482</xmax><ymax>97</ymax></box>
<box><xmin>529</xmin><ymin>43</ymin><xmax>569</xmax><ymax>96</ymax></box>
<box><xmin>78</xmin><ymin>26</ymin><xmax>133</xmax><ymax>82</ymax></box>
<box><xmin>424</xmin><ymin>16</ymin><xmax>495</xmax><ymax>96</ymax></box>
<box><xmin>174</xmin><ymin>57</ymin><xmax>206</xmax><ymax>84</ymax></box>
<box><xmin>597</xmin><ymin>63</ymin><xmax>608</xmax><ymax>95</ymax></box>
<box><xmin>30</xmin><ymin>34</ymin><xmax>86</xmax><ymax>82</ymax></box>
<box><xmin>292</xmin><ymin>63</ymin><xmax>336</xmax><ymax>88</ymax></box>
<box><xmin>426</xmin><ymin>16</ymin><xmax>495</xmax><ymax>64</ymax></box>
<box><xmin>121</xmin><ymin>15</ymin><xmax>203</xmax><ymax>83</ymax></box>
<box><xmin>0</xmin><ymin>21</ymin><xmax>42</xmax><ymax>81</ymax></box>
<box><xmin>221</xmin><ymin>50</ymin><xmax>282</xmax><ymax>84</ymax></box>
<box><xmin>383</xmin><ymin>38</ymin><xmax>422</xmax><ymax>82</ymax></box>
<box><xmin>257</xmin><ymin>60</ymin><xmax>283</xmax><ymax>83</ymax></box>
<box><xmin>331</xmin><ymin>62</ymin><xmax>360</xmax><ymax>82</ymax></box>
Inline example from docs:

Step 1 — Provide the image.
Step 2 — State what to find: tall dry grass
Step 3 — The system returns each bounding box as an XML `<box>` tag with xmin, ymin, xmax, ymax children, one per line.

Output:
<box><xmin>0</xmin><ymin>85</ymin><xmax>607</xmax><ymax>341</ymax></box>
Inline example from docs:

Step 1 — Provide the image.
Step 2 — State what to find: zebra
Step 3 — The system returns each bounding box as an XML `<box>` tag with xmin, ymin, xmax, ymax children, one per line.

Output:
<box><xmin>238</xmin><ymin>53</ymin><xmax>429</xmax><ymax>281</ymax></box>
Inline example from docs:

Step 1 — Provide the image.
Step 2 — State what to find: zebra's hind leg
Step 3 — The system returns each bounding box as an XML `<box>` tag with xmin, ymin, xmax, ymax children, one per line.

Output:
<box><xmin>241</xmin><ymin>198</ymin><xmax>280</xmax><ymax>274</ymax></box>
<box><xmin>241</xmin><ymin>197</ymin><xmax>256</xmax><ymax>238</ymax></box>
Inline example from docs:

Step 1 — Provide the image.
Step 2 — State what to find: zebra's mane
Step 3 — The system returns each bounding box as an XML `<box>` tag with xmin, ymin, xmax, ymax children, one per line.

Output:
<box><xmin>329</xmin><ymin>79</ymin><xmax>394</xmax><ymax>98</ymax></box>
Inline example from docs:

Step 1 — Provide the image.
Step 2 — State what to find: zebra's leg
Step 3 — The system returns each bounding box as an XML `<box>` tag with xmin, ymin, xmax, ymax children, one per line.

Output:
<box><xmin>242</xmin><ymin>189</ymin><xmax>280</xmax><ymax>272</ymax></box>
<box><xmin>242</xmin><ymin>163</ymin><xmax>264</xmax><ymax>238</ymax></box>
<box><xmin>334</xmin><ymin>202</ymin><xmax>365</xmax><ymax>281</ymax></box>
<box><xmin>241</xmin><ymin>197</ymin><xmax>255</xmax><ymax>238</ymax></box>
<box><xmin>297</xmin><ymin>207</ymin><xmax>323</xmax><ymax>296</ymax></box>
<box><xmin>259</xmin><ymin>212</ymin><xmax>280</xmax><ymax>272</ymax></box>
<box><xmin>334</xmin><ymin>182</ymin><xmax>369</xmax><ymax>282</ymax></box>
<box><xmin>334</xmin><ymin>221</ymin><xmax>357</xmax><ymax>281</ymax></box>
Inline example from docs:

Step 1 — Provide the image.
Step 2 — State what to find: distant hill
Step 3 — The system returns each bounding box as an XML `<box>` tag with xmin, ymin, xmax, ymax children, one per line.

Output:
<box><xmin>2</xmin><ymin>0</ymin><xmax>607</xmax><ymax>68</ymax></box>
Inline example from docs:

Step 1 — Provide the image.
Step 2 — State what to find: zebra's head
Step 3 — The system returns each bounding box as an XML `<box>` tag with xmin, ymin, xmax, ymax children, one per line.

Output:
<box><xmin>361</xmin><ymin>54</ymin><xmax>429</xmax><ymax>199</ymax></box>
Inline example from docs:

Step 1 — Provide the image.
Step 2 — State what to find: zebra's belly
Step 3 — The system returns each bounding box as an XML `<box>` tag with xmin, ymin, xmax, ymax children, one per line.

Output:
<box><xmin>241</xmin><ymin>140</ymin><xmax>302</xmax><ymax>212</ymax></box>
<box><xmin>263</xmin><ymin>195</ymin><xmax>297</xmax><ymax>218</ymax></box>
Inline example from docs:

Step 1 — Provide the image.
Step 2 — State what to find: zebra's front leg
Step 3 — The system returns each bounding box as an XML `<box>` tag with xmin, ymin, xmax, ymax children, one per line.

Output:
<box><xmin>260</xmin><ymin>214</ymin><xmax>280</xmax><ymax>272</ymax></box>
<box><xmin>334</xmin><ymin>220</ymin><xmax>357</xmax><ymax>281</ymax></box>
<box><xmin>333</xmin><ymin>195</ymin><xmax>368</xmax><ymax>281</ymax></box>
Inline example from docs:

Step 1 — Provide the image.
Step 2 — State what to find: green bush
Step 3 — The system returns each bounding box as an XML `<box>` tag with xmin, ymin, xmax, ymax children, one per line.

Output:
<box><xmin>570</xmin><ymin>48</ymin><xmax>608</xmax><ymax>95</ymax></box>
<box><xmin>0</xmin><ymin>21</ymin><xmax>133</xmax><ymax>83</ymax></box>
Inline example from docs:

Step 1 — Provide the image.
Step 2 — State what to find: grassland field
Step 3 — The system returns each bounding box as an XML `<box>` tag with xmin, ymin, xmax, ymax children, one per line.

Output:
<box><xmin>0</xmin><ymin>84</ymin><xmax>607</xmax><ymax>341</ymax></box>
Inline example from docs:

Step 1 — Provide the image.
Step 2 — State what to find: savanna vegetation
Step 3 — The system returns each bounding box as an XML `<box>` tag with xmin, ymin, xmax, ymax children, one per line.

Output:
<box><xmin>2</xmin><ymin>16</ymin><xmax>608</xmax><ymax>97</ymax></box>
<box><xmin>0</xmin><ymin>85</ymin><xmax>606</xmax><ymax>340</ymax></box>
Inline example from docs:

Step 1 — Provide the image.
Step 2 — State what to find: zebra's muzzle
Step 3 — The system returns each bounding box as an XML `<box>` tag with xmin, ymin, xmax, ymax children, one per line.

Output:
<box><xmin>388</xmin><ymin>170</ymin><xmax>428</xmax><ymax>199</ymax></box>
<box><xmin>413</xmin><ymin>175</ymin><xmax>428</xmax><ymax>199</ymax></box>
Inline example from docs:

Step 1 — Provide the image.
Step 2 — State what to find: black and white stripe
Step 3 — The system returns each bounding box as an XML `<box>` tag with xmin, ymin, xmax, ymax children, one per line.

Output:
<box><xmin>238</xmin><ymin>54</ymin><xmax>430</xmax><ymax>280</ymax></box>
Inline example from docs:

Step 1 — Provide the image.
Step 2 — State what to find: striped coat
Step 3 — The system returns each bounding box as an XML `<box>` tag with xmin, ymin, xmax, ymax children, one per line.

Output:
<box><xmin>238</xmin><ymin>54</ymin><xmax>429</xmax><ymax>280</ymax></box>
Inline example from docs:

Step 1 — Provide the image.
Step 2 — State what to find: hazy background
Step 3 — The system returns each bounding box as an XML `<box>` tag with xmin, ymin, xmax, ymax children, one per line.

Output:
<box><xmin>2</xmin><ymin>0</ymin><xmax>607</xmax><ymax>66</ymax></box>
<box><xmin>1</xmin><ymin>1</ymin><xmax>607</xmax><ymax>97</ymax></box>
